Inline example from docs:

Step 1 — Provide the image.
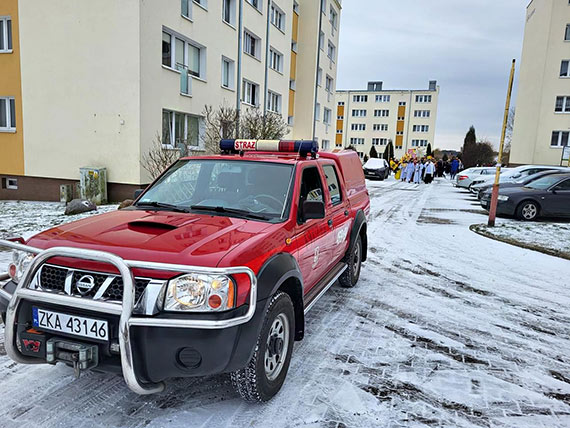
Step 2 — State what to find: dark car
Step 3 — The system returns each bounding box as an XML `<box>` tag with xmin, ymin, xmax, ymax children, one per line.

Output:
<box><xmin>363</xmin><ymin>158</ymin><xmax>390</xmax><ymax>180</ymax></box>
<box><xmin>476</xmin><ymin>169</ymin><xmax>569</xmax><ymax>200</ymax></box>
<box><xmin>481</xmin><ymin>173</ymin><xmax>570</xmax><ymax>221</ymax></box>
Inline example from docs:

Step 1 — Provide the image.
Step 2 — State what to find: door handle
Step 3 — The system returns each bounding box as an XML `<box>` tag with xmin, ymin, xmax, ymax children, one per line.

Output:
<box><xmin>327</xmin><ymin>219</ymin><xmax>333</xmax><ymax>228</ymax></box>
<box><xmin>344</xmin><ymin>210</ymin><xmax>349</xmax><ymax>216</ymax></box>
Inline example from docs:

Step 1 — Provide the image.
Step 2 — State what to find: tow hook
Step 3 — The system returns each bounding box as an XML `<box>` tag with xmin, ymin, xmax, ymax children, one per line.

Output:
<box><xmin>46</xmin><ymin>339</ymin><xmax>99</xmax><ymax>378</ymax></box>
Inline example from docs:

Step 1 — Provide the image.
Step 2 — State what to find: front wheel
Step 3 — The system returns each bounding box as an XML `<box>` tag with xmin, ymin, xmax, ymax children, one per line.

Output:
<box><xmin>339</xmin><ymin>236</ymin><xmax>363</xmax><ymax>288</ymax></box>
<box><xmin>516</xmin><ymin>200</ymin><xmax>539</xmax><ymax>221</ymax></box>
<box><xmin>231</xmin><ymin>292</ymin><xmax>295</xmax><ymax>402</ymax></box>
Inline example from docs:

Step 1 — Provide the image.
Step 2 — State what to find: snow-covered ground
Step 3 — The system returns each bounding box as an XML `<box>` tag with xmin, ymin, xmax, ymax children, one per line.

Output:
<box><xmin>1</xmin><ymin>179</ymin><xmax>570</xmax><ymax>428</ymax></box>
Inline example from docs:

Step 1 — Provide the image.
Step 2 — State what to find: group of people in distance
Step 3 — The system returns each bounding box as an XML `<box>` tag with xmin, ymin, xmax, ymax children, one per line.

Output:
<box><xmin>390</xmin><ymin>156</ymin><xmax>462</xmax><ymax>184</ymax></box>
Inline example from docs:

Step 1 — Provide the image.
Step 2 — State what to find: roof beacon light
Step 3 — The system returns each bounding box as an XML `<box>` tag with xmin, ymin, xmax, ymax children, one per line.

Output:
<box><xmin>220</xmin><ymin>139</ymin><xmax>318</xmax><ymax>157</ymax></box>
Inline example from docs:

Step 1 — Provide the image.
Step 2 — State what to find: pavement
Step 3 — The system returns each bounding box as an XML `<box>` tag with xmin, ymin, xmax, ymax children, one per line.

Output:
<box><xmin>0</xmin><ymin>177</ymin><xmax>569</xmax><ymax>427</ymax></box>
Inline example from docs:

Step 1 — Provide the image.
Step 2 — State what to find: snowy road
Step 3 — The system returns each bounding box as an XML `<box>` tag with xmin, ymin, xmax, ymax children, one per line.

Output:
<box><xmin>1</xmin><ymin>178</ymin><xmax>570</xmax><ymax>427</ymax></box>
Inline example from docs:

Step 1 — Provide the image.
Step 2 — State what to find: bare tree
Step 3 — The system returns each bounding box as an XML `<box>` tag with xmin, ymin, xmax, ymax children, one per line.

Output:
<box><xmin>202</xmin><ymin>104</ymin><xmax>239</xmax><ymax>154</ymax></box>
<box><xmin>241</xmin><ymin>108</ymin><xmax>289</xmax><ymax>140</ymax></box>
<box><xmin>141</xmin><ymin>134</ymin><xmax>182</xmax><ymax>180</ymax></box>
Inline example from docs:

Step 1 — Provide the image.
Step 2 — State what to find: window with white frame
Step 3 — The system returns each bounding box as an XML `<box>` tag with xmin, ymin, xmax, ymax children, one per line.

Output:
<box><xmin>244</xmin><ymin>29</ymin><xmax>261</xmax><ymax>59</ymax></box>
<box><xmin>1</xmin><ymin>177</ymin><xmax>18</xmax><ymax>190</ymax></box>
<box><xmin>336</xmin><ymin>129</ymin><xmax>343</xmax><ymax>134</ymax></box>
<box><xmin>561</xmin><ymin>61</ymin><xmax>570</xmax><ymax>77</ymax></box>
<box><xmin>221</xmin><ymin>57</ymin><xmax>235</xmax><ymax>89</ymax></box>
<box><xmin>397</xmin><ymin>116</ymin><xmax>405</xmax><ymax>120</ymax></box>
<box><xmin>353</xmin><ymin>95</ymin><xmax>368</xmax><ymax>103</ymax></box>
<box><xmin>0</xmin><ymin>97</ymin><xmax>15</xmax><ymax>131</ymax></box>
<box><xmin>411</xmin><ymin>139</ymin><xmax>428</xmax><ymax>147</ymax></box>
<box><xmin>242</xmin><ymin>80</ymin><xmax>260</xmax><ymax>106</ymax></box>
<box><xmin>375</xmin><ymin>95</ymin><xmax>390</xmax><ymax>102</ymax></box>
<box><xmin>396</xmin><ymin>131</ymin><xmax>403</xmax><ymax>136</ymax></box>
<box><xmin>337</xmin><ymin>115</ymin><xmax>343</xmax><ymax>120</ymax></box>
<box><xmin>414</xmin><ymin>110</ymin><xmax>430</xmax><ymax>118</ymax></box>
<box><xmin>321</xmin><ymin>140</ymin><xmax>330</xmax><ymax>150</ymax></box>
<box><xmin>315</xmin><ymin>103</ymin><xmax>321</xmax><ymax>120</ymax></box>
<box><xmin>270</xmin><ymin>3</ymin><xmax>285</xmax><ymax>31</ymax></box>
<box><xmin>321</xmin><ymin>0</ymin><xmax>326</xmax><ymax>13</ymax></box>
<box><xmin>293</xmin><ymin>1</ymin><xmax>299</xmax><ymax>14</ymax></box>
<box><xmin>351</xmin><ymin>123</ymin><xmax>366</xmax><ymax>131</ymax></box>
<box><xmin>323</xmin><ymin>108</ymin><xmax>331</xmax><ymax>124</ymax></box>
<box><xmin>246</xmin><ymin>0</ymin><xmax>262</xmax><ymax>11</ymax></box>
<box><xmin>566</xmin><ymin>24</ymin><xmax>570</xmax><ymax>41</ymax></box>
<box><xmin>415</xmin><ymin>95</ymin><xmax>432</xmax><ymax>103</ymax></box>
<box><xmin>372</xmin><ymin>138</ymin><xmax>387</xmax><ymax>146</ymax></box>
<box><xmin>398</xmin><ymin>101</ymin><xmax>406</xmax><ymax>106</ymax></box>
<box><xmin>374</xmin><ymin>109</ymin><xmax>389</xmax><ymax>117</ymax></box>
<box><xmin>291</xmin><ymin>40</ymin><xmax>298</xmax><ymax>52</ymax></box>
<box><xmin>350</xmin><ymin>138</ymin><xmax>365</xmax><ymax>145</ymax></box>
<box><xmin>223</xmin><ymin>0</ymin><xmax>236</xmax><ymax>25</ymax></box>
<box><xmin>269</xmin><ymin>48</ymin><xmax>283</xmax><ymax>73</ymax></box>
<box><xmin>0</xmin><ymin>17</ymin><xmax>12</xmax><ymax>52</ymax></box>
<box><xmin>352</xmin><ymin>109</ymin><xmax>367</xmax><ymax>117</ymax></box>
<box><xmin>555</xmin><ymin>96</ymin><xmax>570</xmax><ymax>112</ymax></box>
<box><xmin>413</xmin><ymin>124</ymin><xmax>429</xmax><ymax>132</ymax></box>
<box><xmin>327</xmin><ymin>41</ymin><xmax>336</xmax><ymax>61</ymax></box>
<box><xmin>319</xmin><ymin>31</ymin><xmax>325</xmax><ymax>50</ymax></box>
<box><xmin>267</xmin><ymin>90</ymin><xmax>282</xmax><ymax>113</ymax></box>
<box><xmin>162</xmin><ymin>109</ymin><xmax>200</xmax><ymax>148</ymax></box>
<box><xmin>551</xmin><ymin>131</ymin><xmax>569</xmax><ymax>147</ymax></box>
<box><xmin>194</xmin><ymin>0</ymin><xmax>208</xmax><ymax>8</ymax></box>
<box><xmin>162</xmin><ymin>30</ymin><xmax>204</xmax><ymax>78</ymax></box>
<box><xmin>329</xmin><ymin>6</ymin><xmax>338</xmax><ymax>29</ymax></box>
<box><xmin>338</xmin><ymin>101</ymin><xmax>345</xmax><ymax>106</ymax></box>
<box><xmin>325</xmin><ymin>75</ymin><xmax>333</xmax><ymax>93</ymax></box>
<box><xmin>181</xmin><ymin>0</ymin><xmax>191</xmax><ymax>19</ymax></box>
<box><xmin>289</xmin><ymin>79</ymin><xmax>296</xmax><ymax>90</ymax></box>
<box><xmin>317</xmin><ymin>68</ymin><xmax>323</xmax><ymax>86</ymax></box>
<box><xmin>373</xmin><ymin>124</ymin><xmax>388</xmax><ymax>131</ymax></box>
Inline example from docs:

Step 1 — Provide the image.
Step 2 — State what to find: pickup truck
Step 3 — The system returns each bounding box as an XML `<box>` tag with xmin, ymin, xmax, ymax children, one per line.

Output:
<box><xmin>0</xmin><ymin>139</ymin><xmax>370</xmax><ymax>402</ymax></box>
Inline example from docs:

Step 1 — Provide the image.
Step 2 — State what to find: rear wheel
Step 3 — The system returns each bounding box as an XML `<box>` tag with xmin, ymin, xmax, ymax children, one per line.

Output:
<box><xmin>231</xmin><ymin>292</ymin><xmax>295</xmax><ymax>402</ymax></box>
<box><xmin>516</xmin><ymin>200</ymin><xmax>539</xmax><ymax>221</ymax></box>
<box><xmin>339</xmin><ymin>236</ymin><xmax>362</xmax><ymax>288</ymax></box>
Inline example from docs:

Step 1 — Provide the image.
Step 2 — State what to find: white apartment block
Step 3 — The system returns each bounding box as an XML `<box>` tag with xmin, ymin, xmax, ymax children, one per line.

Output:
<box><xmin>510</xmin><ymin>0</ymin><xmax>570</xmax><ymax>166</ymax></box>
<box><xmin>335</xmin><ymin>81</ymin><xmax>440</xmax><ymax>160</ymax></box>
<box><xmin>0</xmin><ymin>0</ymin><xmax>341</xmax><ymax>201</ymax></box>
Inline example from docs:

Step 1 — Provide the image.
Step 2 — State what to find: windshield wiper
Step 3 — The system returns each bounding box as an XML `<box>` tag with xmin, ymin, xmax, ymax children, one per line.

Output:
<box><xmin>135</xmin><ymin>201</ymin><xmax>190</xmax><ymax>213</ymax></box>
<box><xmin>190</xmin><ymin>205</ymin><xmax>269</xmax><ymax>221</ymax></box>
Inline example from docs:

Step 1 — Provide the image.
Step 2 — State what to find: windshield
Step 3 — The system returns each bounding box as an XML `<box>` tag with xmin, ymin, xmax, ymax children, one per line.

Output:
<box><xmin>525</xmin><ymin>175</ymin><xmax>562</xmax><ymax>190</ymax></box>
<box><xmin>137</xmin><ymin>159</ymin><xmax>295</xmax><ymax>221</ymax></box>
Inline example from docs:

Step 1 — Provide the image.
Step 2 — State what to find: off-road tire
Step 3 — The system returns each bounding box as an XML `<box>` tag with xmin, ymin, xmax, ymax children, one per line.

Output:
<box><xmin>339</xmin><ymin>235</ymin><xmax>362</xmax><ymax>288</ymax></box>
<box><xmin>231</xmin><ymin>292</ymin><xmax>295</xmax><ymax>402</ymax></box>
<box><xmin>516</xmin><ymin>200</ymin><xmax>539</xmax><ymax>221</ymax></box>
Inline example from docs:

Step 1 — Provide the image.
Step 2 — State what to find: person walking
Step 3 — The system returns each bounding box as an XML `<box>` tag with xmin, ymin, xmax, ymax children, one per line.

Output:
<box><xmin>405</xmin><ymin>160</ymin><xmax>415</xmax><ymax>183</ymax></box>
<box><xmin>424</xmin><ymin>160</ymin><xmax>435</xmax><ymax>184</ymax></box>
<box><xmin>450</xmin><ymin>157</ymin><xmax>460</xmax><ymax>180</ymax></box>
<box><xmin>413</xmin><ymin>160</ymin><xmax>421</xmax><ymax>184</ymax></box>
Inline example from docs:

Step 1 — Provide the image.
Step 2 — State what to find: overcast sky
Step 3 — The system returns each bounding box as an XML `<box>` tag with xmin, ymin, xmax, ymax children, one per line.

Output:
<box><xmin>336</xmin><ymin>0</ymin><xmax>527</xmax><ymax>151</ymax></box>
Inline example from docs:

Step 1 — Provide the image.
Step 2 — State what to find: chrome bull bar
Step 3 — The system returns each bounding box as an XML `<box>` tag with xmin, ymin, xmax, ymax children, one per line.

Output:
<box><xmin>0</xmin><ymin>239</ymin><xmax>257</xmax><ymax>395</ymax></box>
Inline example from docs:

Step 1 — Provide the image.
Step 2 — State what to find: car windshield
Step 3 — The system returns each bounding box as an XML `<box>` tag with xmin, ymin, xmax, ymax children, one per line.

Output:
<box><xmin>525</xmin><ymin>175</ymin><xmax>562</xmax><ymax>190</ymax></box>
<box><xmin>137</xmin><ymin>159</ymin><xmax>295</xmax><ymax>221</ymax></box>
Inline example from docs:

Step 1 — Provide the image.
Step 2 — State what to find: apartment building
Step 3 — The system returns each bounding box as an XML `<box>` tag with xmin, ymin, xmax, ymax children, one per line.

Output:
<box><xmin>0</xmin><ymin>0</ymin><xmax>341</xmax><ymax>202</ymax></box>
<box><xmin>335</xmin><ymin>81</ymin><xmax>439</xmax><ymax>160</ymax></box>
<box><xmin>510</xmin><ymin>0</ymin><xmax>570</xmax><ymax>166</ymax></box>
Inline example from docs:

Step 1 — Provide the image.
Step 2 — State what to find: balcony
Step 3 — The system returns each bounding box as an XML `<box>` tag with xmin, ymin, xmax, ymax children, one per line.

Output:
<box><xmin>175</xmin><ymin>63</ymin><xmax>193</xmax><ymax>96</ymax></box>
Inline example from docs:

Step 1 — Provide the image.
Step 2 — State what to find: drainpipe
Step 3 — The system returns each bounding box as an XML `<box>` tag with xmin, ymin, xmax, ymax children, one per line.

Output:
<box><xmin>404</xmin><ymin>90</ymin><xmax>413</xmax><ymax>153</ymax></box>
<box><xmin>236</xmin><ymin>0</ymin><xmax>244</xmax><ymax>136</ymax></box>
<box><xmin>312</xmin><ymin>3</ymin><xmax>324</xmax><ymax>142</ymax></box>
<box><xmin>263</xmin><ymin>0</ymin><xmax>271</xmax><ymax>118</ymax></box>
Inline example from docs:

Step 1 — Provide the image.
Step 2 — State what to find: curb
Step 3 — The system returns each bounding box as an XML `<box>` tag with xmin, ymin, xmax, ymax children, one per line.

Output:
<box><xmin>469</xmin><ymin>224</ymin><xmax>570</xmax><ymax>261</ymax></box>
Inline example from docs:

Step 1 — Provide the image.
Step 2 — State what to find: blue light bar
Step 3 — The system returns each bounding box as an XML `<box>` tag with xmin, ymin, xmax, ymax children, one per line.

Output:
<box><xmin>220</xmin><ymin>139</ymin><xmax>319</xmax><ymax>156</ymax></box>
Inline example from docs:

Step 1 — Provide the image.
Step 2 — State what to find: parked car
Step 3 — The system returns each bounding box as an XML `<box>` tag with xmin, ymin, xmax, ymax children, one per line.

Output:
<box><xmin>475</xmin><ymin>169</ymin><xmax>570</xmax><ymax>200</ymax></box>
<box><xmin>363</xmin><ymin>158</ymin><xmax>390</xmax><ymax>180</ymax></box>
<box><xmin>455</xmin><ymin>167</ymin><xmax>497</xmax><ymax>189</ymax></box>
<box><xmin>480</xmin><ymin>172</ymin><xmax>570</xmax><ymax>220</ymax></box>
<box><xmin>469</xmin><ymin>165</ymin><xmax>567</xmax><ymax>193</ymax></box>
<box><xmin>0</xmin><ymin>140</ymin><xmax>370</xmax><ymax>402</ymax></box>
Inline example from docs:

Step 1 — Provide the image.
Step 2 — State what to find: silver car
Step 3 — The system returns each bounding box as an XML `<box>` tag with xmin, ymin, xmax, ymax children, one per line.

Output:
<box><xmin>455</xmin><ymin>167</ymin><xmax>496</xmax><ymax>189</ymax></box>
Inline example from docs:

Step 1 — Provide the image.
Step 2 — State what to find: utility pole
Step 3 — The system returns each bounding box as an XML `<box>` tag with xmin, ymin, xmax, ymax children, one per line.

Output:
<box><xmin>488</xmin><ymin>59</ymin><xmax>516</xmax><ymax>227</ymax></box>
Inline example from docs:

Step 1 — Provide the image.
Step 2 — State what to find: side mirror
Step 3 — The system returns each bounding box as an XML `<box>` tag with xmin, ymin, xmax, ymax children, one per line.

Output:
<box><xmin>134</xmin><ymin>189</ymin><xmax>145</xmax><ymax>199</ymax></box>
<box><xmin>302</xmin><ymin>200</ymin><xmax>325</xmax><ymax>221</ymax></box>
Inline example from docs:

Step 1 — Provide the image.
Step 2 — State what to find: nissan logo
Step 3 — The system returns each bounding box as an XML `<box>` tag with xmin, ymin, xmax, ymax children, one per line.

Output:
<box><xmin>76</xmin><ymin>275</ymin><xmax>96</xmax><ymax>295</ymax></box>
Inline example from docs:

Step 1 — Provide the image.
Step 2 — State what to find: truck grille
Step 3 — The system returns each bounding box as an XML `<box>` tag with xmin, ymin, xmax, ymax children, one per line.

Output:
<box><xmin>38</xmin><ymin>264</ymin><xmax>151</xmax><ymax>303</ymax></box>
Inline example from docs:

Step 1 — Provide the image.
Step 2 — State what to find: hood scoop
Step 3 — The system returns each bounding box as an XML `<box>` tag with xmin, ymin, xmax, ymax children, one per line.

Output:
<box><xmin>127</xmin><ymin>221</ymin><xmax>178</xmax><ymax>235</ymax></box>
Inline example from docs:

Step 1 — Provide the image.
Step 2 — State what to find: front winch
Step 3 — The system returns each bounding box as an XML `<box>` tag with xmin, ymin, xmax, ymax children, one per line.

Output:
<box><xmin>46</xmin><ymin>339</ymin><xmax>99</xmax><ymax>378</ymax></box>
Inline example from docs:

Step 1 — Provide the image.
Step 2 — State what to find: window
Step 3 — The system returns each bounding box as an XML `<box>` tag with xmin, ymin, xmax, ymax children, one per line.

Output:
<box><xmin>372</xmin><ymin>138</ymin><xmax>387</xmax><ymax>146</ymax></box>
<box><xmin>411</xmin><ymin>139</ymin><xmax>428</xmax><ymax>147</ymax></box>
<box><xmin>337</xmin><ymin>115</ymin><xmax>344</xmax><ymax>120</ymax></box>
<box><xmin>321</xmin><ymin>0</ymin><xmax>326</xmax><ymax>13</ymax></box>
<box><xmin>194</xmin><ymin>0</ymin><xmax>208</xmax><ymax>7</ymax></box>
<box><xmin>353</xmin><ymin>95</ymin><xmax>368</xmax><ymax>103</ymax></box>
<box><xmin>551</xmin><ymin>131</ymin><xmax>569</xmax><ymax>147</ymax></box>
<box><xmin>162</xmin><ymin>32</ymin><xmax>172</xmax><ymax>67</ymax></box>
<box><xmin>323</xmin><ymin>165</ymin><xmax>342</xmax><ymax>205</ymax></box>
<box><xmin>555</xmin><ymin>96</ymin><xmax>570</xmax><ymax>112</ymax></box>
<box><xmin>338</xmin><ymin>101</ymin><xmax>345</xmax><ymax>106</ymax></box>
<box><xmin>291</xmin><ymin>40</ymin><xmax>298</xmax><ymax>52</ymax></box>
<box><xmin>414</xmin><ymin>110</ymin><xmax>431</xmax><ymax>118</ymax></box>
<box><xmin>350</xmin><ymin>138</ymin><xmax>365</xmax><ymax>145</ymax></box>
<box><xmin>336</xmin><ymin>129</ymin><xmax>343</xmax><ymax>134</ymax></box>
<box><xmin>416</xmin><ymin>95</ymin><xmax>432</xmax><ymax>103</ymax></box>
<box><xmin>327</xmin><ymin>41</ymin><xmax>336</xmax><ymax>61</ymax></box>
<box><xmin>247</xmin><ymin>0</ymin><xmax>262</xmax><ymax>11</ymax></box>
<box><xmin>288</xmin><ymin>116</ymin><xmax>294</xmax><ymax>126</ymax></box>
<box><xmin>162</xmin><ymin>110</ymin><xmax>200</xmax><ymax>148</ymax></box>
<box><xmin>269</xmin><ymin>48</ymin><xmax>283</xmax><ymax>72</ymax></box>
<box><xmin>396</xmin><ymin>131</ymin><xmax>403</xmax><ymax>136</ymax></box>
<box><xmin>181</xmin><ymin>0</ymin><xmax>191</xmax><ymax>19</ymax></box>
<box><xmin>315</xmin><ymin>103</ymin><xmax>321</xmax><ymax>120</ymax></box>
<box><xmin>162</xmin><ymin>30</ymin><xmax>204</xmax><ymax>78</ymax></box>
<box><xmin>321</xmin><ymin>140</ymin><xmax>330</xmax><ymax>150</ymax></box>
<box><xmin>561</xmin><ymin>61</ymin><xmax>570</xmax><ymax>77</ymax></box>
<box><xmin>293</xmin><ymin>1</ymin><xmax>299</xmax><ymax>14</ymax></box>
<box><xmin>352</xmin><ymin>109</ymin><xmax>367</xmax><ymax>117</ymax></box>
<box><xmin>244</xmin><ymin>30</ymin><xmax>261</xmax><ymax>59</ymax></box>
<box><xmin>329</xmin><ymin>6</ymin><xmax>338</xmax><ymax>29</ymax></box>
<box><xmin>1</xmin><ymin>177</ymin><xmax>18</xmax><ymax>190</ymax></box>
<box><xmin>325</xmin><ymin>75</ymin><xmax>333</xmax><ymax>93</ymax></box>
<box><xmin>374</xmin><ymin>109</ymin><xmax>389</xmax><ymax>117</ymax></box>
<box><xmin>373</xmin><ymin>124</ymin><xmax>388</xmax><ymax>131</ymax></box>
<box><xmin>319</xmin><ymin>31</ymin><xmax>325</xmax><ymax>50</ymax></box>
<box><xmin>376</xmin><ymin>95</ymin><xmax>390</xmax><ymax>102</ymax></box>
<box><xmin>0</xmin><ymin>17</ymin><xmax>12</xmax><ymax>52</ymax></box>
<box><xmin>351</xmin><ymin>123</ymin><xmax>366</xmax><ymax>131</ymax></box>
<box><xmin>317</xmin><ymin>68</ymin><xmax>323</xmax><ymax>86</ymax></box>
<box><xmin>289</xmin><ymin>79</ymin><xmax>296</xmax><ymax>90</ymax></box>
<box><xmin>398</xmin><ymin>101</ymin><xmax>406</xmax><ymax>106</ymax></box>
<box><xmin>397</xmin><ymin>116</ymin><xmax>405</xmax><ymax>121</ymax></box>
<box><xmin>223</xmin><ymin>0</ymin><xmax>236</xmax><ymax>25</ymax></box>
<box><xmin>242</xmin><ymin>80</ymin><xmax>260</xmax><ymax>106</ymax></box>
<box><xmin>323</xmin><ymin>108</ymin><xmax>331</xmax><ymax>124</ymax></box>
<box><xmin>0</xmin><ymin>97</ymin><xmax>15</xmax><ymax>131</ymax></box>
<box><xmin>270</xmin><ymin>3</ymin><xmax>285</xmax><ymax>31</ymax></box>
<box><xmin>267</xmin><ymin>91</ymin><xmax>282</xmax><ymax>113</ymax></box>
<box><xmin>553</xmin><ymin>179</ymin><xmax>570</xmax><ymax>191</ymax></box>
<box><xmin>221</xmin><ymin>57</ymin><xmax>235</xmax><ymax>89</ymax></box>
<box><xmin>413</xmin><ymin>125</ymin><xmax>429</xmax><ymax>132</ymax></box>
<box><xmin>357</xmin><ymin>152</ymin><xmax>364</xmax><ymax>159</ymax></box>
<box><xmin>566</xmin><ymin>24</ymin><xmax>570</xmax><ymax>41</ymax></box>
<box><xmin>298</xmin><ymin>167</ymin><xmax>324</xmax><ymax>222</ymax></box>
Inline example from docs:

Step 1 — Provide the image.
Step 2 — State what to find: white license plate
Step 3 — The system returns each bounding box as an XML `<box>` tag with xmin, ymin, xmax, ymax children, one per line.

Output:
<box><xmin>32</xmin><ymin>307</ymin><xmax>109</xmax><ymax>341</ymax></box>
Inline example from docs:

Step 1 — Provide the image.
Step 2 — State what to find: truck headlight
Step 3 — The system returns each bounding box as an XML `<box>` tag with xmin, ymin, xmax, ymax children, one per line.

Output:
<box><xmin>8</xmin><ymin>250</ymin><xmax>35</xmax><ymax>283</ymax></box>
<box><xmin>497</xmin><ymin>195</ymin><xmax>509</xmax><ymax>201</ymax></box>
<box><xmin>164</xmin><ymin>274</ymin><xmax>235</xmax><ymax>312</ymax></box>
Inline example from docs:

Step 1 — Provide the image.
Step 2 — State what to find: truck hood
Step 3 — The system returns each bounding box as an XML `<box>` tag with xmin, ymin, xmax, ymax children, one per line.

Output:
<box><xmin>25</xmin><ymin>209</ymin><xmax>273</xmax><ymax>271</ymax></box>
